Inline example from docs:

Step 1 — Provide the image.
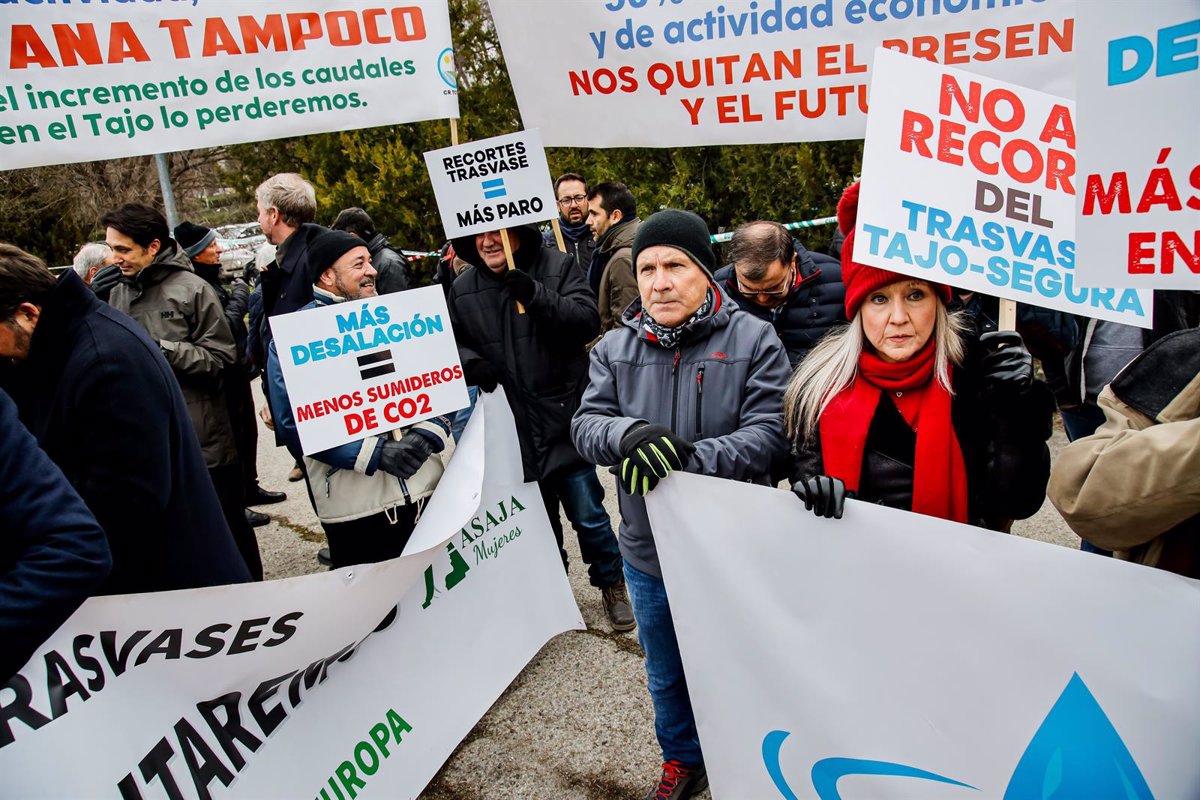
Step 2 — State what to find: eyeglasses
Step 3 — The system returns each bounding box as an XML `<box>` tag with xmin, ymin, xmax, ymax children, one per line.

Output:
<box><xmin>736</xmin><ymin>261</ymin><xmax>795</xmax><ymax>298</ymax></box>
<box><xmin>557</xmin><ymin>194</ymin><xmax>587</xmax><ymax>207</ymax></box>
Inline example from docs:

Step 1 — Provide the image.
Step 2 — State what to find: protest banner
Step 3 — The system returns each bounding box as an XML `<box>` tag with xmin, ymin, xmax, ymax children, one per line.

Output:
<box><xmin>423</xmin><ymin>128</ymin><xmax>557</xmax><ymax>240</ymax></box>
<box><xmin>856</xmin><ymin>48</ymin><xmax>1153</xmax><ymax>327</ymax></box>
<box><xmin>487</xmin><ymin>0</ymin><xmax>1076</xmax><ymax>147</ymax></box>
<box><xmin>0</xmin><ymin>390</ymin><xmax>585</xmax><ymax>798</ymax></box>
<box><xmin>646</xmin><ymin>472</ymin><xmax>1200</xmax><ymax>798</ymax></box>
<box><xmin>1074</xmin><ymin>1</ymin><xmax>1200</xmax><ymax>289</ymax></box>
<box><xmin>0</xmin><ymin>1</ymin><xmax>459</xmax><ymax>171</ymax></box>
<box><xmin>268</xmin><ymin>285</ymin><xmax>467</xmax><ymax>456</ymax></box>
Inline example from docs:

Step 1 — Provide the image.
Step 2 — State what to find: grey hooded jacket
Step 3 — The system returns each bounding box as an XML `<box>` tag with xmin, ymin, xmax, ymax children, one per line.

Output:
<box><xmin>571</xmin><ymin>287</ymin><xmax>791</xmax><ymax>577</ymax></box>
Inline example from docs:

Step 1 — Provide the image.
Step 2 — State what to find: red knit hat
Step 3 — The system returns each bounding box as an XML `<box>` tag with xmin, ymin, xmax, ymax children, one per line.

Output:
<box><xmin>838</xmin><ymin>181</ymin><xmax>952</xmax><ymax>318</ymax></box>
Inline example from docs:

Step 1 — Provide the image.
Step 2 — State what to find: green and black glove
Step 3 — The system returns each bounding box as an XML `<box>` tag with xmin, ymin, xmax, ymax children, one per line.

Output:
<box><xmin>618</xmin><ymin>423</ymin><xmax>695</xmax><ymax>496</ymax></box>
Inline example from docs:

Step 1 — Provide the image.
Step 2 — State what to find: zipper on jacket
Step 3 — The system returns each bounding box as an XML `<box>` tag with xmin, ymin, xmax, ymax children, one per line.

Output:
<box><xmin>694</xmin><ymin>364</ymin><xmax>706</xmax><ymax>440</ymax></box>
<box><xmin>670</xmin><ymin>348</ymin><xmax>681</xmax><ymax>432</ymax></box>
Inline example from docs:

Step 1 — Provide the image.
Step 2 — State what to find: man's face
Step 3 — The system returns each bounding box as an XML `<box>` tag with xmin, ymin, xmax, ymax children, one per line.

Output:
<box><xmin>106</xmin><ymin>227</ymin><xmax>160</xmax><ymax>276</ymax></box>
<box><xmin>636</xmin><ymin>245</ymin><xmax>710</xmax><ymax>328</ymax></box>
<box><xmin>257</xmin><ymin>200</ymin><xmax>286</xmax><ymax>245</ymax></box>
<box><xmin>322</xmin><ymin>246</ymin><xmax>377</xmax><ymax>300</ymax></box>
<box><xmin>735</xmin><ymin>257</ymin><xmax>794</xmax><ymax>309</ymax></box>
<box><xmin>0</xmin><ymin>304</ymin><xmax>39</xmax><ymax>362</ymax></box>
<box><xmin>193</xmin><ymin>239</ymin><xmax>222</xmax><ymax>266</ymax></box>
<box><xmin>475</xmin><ymin>229</ymin><xmax>520</xmax><ymax>274</ymax></box>
<box><xmin>556</xmin><ymin>180</ymin><xmax>588</xmax><ymax>225</ymax></box>
<box><xmin>587</xmin><ymin>197</ymin><xmax>616</xmax><ymax>241</ymax></box>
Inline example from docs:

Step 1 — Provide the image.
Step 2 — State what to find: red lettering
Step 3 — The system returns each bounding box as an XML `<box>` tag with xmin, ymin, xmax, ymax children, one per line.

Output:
<box><xmin>899</xmin><ymin>110</ymin><xmax>934</xmax><ymax>157</ymax></box>
<box><xmin>10</xmin><ymin>25</ymin><xmax>58</xmax><ymax>69</ymax></box>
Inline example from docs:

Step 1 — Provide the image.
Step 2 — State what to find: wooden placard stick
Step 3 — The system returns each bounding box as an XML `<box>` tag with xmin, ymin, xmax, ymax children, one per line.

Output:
<box><xmin>500</xmin><ymin>228</ymin><xmax>526</xmax><ymax>315</ymax></box>
<box><xmin>999</xmin><ymin>298</ymin><xmax>1018</xmax><ymax>331</ymax></box>
<box><xmin>450</xmin><ymin>118</ymin><xmax>459</xmax><ymax>147</ymax></box>
<box><xmin>549</xmin><ymin>217</ymin><xmax>568</xmax><ymax>253</ymax></box>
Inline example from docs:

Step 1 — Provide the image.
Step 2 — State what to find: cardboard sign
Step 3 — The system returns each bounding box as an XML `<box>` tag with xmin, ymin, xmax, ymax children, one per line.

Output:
<box><xmin>423</xmin><ymin>129</ymin><xmax>557</xmax><ymax>239</ymax></box>
<box><xmin>269</xmin><ymin>286</ymin><xmax>467</xmax><ymax>455</ymax></box>
<box><xmin>487</xmin><ymin>0</ymin><xmax>1077</xmax><ymax>147</ymax></box>
<box><xmin>857</xmin><ymin>48</ymin><xmax>1153</xmax><ymax>327</ymax></box>
<box><xmin>0</xmin><ymin>1</ymin><xmax>459</xmax><ymax>171</ymax></box>
<box><xmin>647</xmin><ymin>472</ymin><xmax>1200</xmax><ymax>798</ymax></box>
<box><xmin>0</xmin><ymin>391</ymin><xmax>584</xmax><ymax>799</ymax></box>
<box><xmin>1075</xmin><ymin>0</ymin><xmax>1200</xmax><ymax>288</ymax></box>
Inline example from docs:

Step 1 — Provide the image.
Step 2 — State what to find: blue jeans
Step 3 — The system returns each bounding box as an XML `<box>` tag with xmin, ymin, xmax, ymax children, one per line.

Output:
<box><xmin>624</xmin><ymin>560</ymin><xmax>703</xmax><ymax>767</ymax></box>
<box><xmin>1059</xmin><ymin>404</ymin><xmax>1112</xmax><ymax>556</ymax></box>
<box><xmin>539</xmin><ymin>464</ymin><xmax>623</xmax><ymax>588</ymax></box>
<box><xmin>450</xmin><ymin>385</ymin><xmax>478</xmax><ymax>443</ymax></box>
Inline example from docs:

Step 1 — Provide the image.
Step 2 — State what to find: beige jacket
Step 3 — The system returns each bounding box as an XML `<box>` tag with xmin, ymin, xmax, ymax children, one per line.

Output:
<box><xmin>1049</xmin><ymin>330</ymin><xmax>1200</xmax><ymax>577</ymax></box>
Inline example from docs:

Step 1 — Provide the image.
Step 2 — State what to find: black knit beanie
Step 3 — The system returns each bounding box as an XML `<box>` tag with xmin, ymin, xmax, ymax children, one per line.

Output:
<box><xmin>306</xmin><ymin>229</ymin><xmax>366</xmax><ymax>284</ymax></box>
<box><xmin>174</xmin><ymin>221</ymin><xmax>216</xmax><ymax>259</ymax></box>
<box><xmin>631</xmin><ymin>209</ymin><xmax>716</xmax><ymax>277</ymax></box>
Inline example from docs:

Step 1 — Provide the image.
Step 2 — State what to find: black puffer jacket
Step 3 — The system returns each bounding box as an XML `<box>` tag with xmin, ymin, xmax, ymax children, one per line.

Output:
<box><xmin>793</xmin><ymin>330</ymin><xmax>1055</xmax><ymax>530</ymax></box>
<box><xmin>448</xmin><ymin>225</ymin><xmax>600</xmax><ymax>482</ymax></box>
<box><xmin>365</xmin><ymin>232</ymin><xmax>410</xmax><ymax>295</ymax></box>
<box><xmin>714</xmin><ymin>240</ymin><xmax>846</xmax><ymax>367</ymax></box>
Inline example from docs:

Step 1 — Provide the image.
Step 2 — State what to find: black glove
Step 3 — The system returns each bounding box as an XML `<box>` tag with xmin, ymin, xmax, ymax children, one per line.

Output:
<box><xmin>378</xmin><ymin>435</ymin><xmax>435</xmax><ymax>480</ymax></box>
<box><xmin>504</xmin><ymin>269</ymin><xmax>537</xmax><ymax>305</ymax></box>
<box><xmin>979</xmin><ymin>330</ymin><xmax>1033</xmax><ymax>395</ymax></box>
<box><xmin>791</xmin><ymin>475</ymin><xmax>846</xmax><ymax>519</ymax></box>
<box><xmin>618</xmin><ymin>423</ymin><xmax>696</xmax><ymax>496</ymax></box>
<box><xmin>464</xmin><ymin>360</ymin><xmax>501</xmax><ymax>393</ymax></box>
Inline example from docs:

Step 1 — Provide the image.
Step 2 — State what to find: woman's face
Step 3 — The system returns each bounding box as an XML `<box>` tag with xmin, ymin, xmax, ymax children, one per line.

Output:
<box><xmin>860</xmin><ymin>280</ymin><xmax>938</xmax><ymax>363</ymax></box>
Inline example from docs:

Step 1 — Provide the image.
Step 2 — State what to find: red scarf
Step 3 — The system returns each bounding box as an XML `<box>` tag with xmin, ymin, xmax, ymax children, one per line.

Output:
<box><xmin>819</xmin><ymin>343</ymin><xmax>969</xmax><ymax>523</ymax></box>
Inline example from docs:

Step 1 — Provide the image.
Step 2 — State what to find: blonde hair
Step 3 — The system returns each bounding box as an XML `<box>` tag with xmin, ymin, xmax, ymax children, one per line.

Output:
<box><xmin>783</xmin><ymin>301</ymin><xmax>968</xmax><ymax>446</ymax></box>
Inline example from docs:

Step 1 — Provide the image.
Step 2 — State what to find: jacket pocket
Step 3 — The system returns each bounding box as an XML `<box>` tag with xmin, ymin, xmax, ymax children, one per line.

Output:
<box><xmin>525</xmin><ymin>386</ymin><xmax>576</xmax><ymax>461</ymax></box>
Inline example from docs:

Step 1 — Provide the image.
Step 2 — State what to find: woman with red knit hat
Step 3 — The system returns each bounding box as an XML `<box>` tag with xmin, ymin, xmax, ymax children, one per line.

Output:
<box><xmin>784</xmin><ymin>181</ymin><xmax>1054</xmax><ymax>527</ymax></box>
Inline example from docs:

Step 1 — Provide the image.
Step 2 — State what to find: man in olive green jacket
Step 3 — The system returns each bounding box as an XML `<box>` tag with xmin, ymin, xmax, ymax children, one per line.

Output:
<box><xmin>586</xmin><ymin>182</ymin><xmax>641</xmax><ymax>340</ymax></box>
<box><xmin>1049</xmin><ymin>327</ymin><xmax>1199</xmax><ymax>578</ymax></box>
<box><xmin>105</xmin><ymin>204</ymin><xmax>262</xmax><ymax>579</ymax></box>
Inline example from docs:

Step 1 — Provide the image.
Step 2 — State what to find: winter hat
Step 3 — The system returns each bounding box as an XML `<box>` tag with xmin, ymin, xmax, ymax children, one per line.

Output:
<box><xmin>838</xmin><ymin>181</ymin><xmax>952</xmax><ymax>318</ymax></box>
<box><xmin>631</xmin><ymin>209</ymin><xmax>717</xmax><ymax>277</ymax></box>
<box><xmin>174</xmin><ymin>221</ymin><xmax>216</xmax><ymax>260</ymax></box>
<box><xmin>306</xmin><ymin>229</ymin><xmax>367</xmax><ymax>284</ymax></box>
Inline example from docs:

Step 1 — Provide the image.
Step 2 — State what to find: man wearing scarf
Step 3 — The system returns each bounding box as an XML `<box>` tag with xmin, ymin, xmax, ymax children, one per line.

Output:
<box><xmin>548</xmin><ymin>173</ymin><xmax>595</xmax><ymax>277</ymax></box>
<box><xmin>572</xmin><ymin>209</ymin><xmax>791</xmax><ymax>800</ymax></box>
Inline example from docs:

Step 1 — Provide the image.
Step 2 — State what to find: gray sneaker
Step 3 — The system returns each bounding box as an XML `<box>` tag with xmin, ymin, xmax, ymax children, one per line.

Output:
<box><xmin>601</xmin><ymin>582</ymin><xmax>636</xmax><ymax>632</ymax></box>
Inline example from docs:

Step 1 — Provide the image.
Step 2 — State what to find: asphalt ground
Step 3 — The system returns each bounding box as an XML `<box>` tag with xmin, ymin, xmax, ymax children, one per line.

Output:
<box><xmin>248</xmin><ymin>383</ymin><xmax>1079</xmax><ymax>799</ymax></box>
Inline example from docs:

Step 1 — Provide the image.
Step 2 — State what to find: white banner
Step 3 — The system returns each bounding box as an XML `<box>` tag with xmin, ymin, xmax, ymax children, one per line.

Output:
<box><xmin>647</xmin><ymin>472</ymin><xmax>1200</xmax><ymax>799</ymax></box>
<box><xmin>268</xmin><ymin>286</ymin><xmax>467</xmax><ymax>455</ymax></box>
<box><xmin>0</xmin><ymin>391</ymin><xmax>584</xmax><ymax>799</ymax></box>
<box><xmin>1075</xmin><ymin>0</ymin><xmax>1200</xmax><ymax>289</ymax></box>
<box><xmin>858</xmin><ymin>48</ymin><xmax>1153</xmax><ymax>327</ymax></box>
<box><xmin>0</xmin><ymin>1</ymin><xmax>459</xmax><ymax>171</ymax></box>
<box><xmin>423</xmin><ymin>129</ymin><xmax>557</xmax><ymax>240</ymax></box>
<box><xmin>488</xmin><ymin>0</ymin><xmax>1076</xmax><ymax>147</ymax></box>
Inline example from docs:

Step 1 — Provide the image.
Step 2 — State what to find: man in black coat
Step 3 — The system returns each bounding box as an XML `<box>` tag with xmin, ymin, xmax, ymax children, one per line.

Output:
<box><xmin>0</xmin><ymin>244</ymin><xmax>251</xmax><ymax>594</ymax></box>
<box><xmin>0</xmin><ymin>388</ymin><xmax>111</xmax><ymax>682</ymax></box>
<box><xmin>715</xmin><ymin>221</ymin><xmax>847</xmax><ymax>368</ymax></box>
<box><xmin>447</xmin><ymin>224</ymin><xmax>633</xmax><ymax>632</ymax></box>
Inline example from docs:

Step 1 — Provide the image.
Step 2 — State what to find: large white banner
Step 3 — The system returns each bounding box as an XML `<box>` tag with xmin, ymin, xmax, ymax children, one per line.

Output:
<box><xmin>0</xmin><ymin>1</ymin><xmax>459</xmax><ymax>170</ymax></box>
<box><xmin>647</xmin><ymin>473</ymin><xmax>1200</xmax><ymax>798</ymax></box>
<box><xmin>0</xmin><ymin>391</ymin><xmax>584</xmax><ymax>799</ymax></box>
<box><xmin>858</xmin><ymin>48</ymin><xmax>1153</xmax><ymax>327</ymax></box>
<box><xmin>1075</xmin><ymin>0</ymin><xmax>1200</xmax><ymax>289</ymax></box>
<box><xmin>269</xmin><ymin>286</ymin><xmax>468</xmax><ymax>455</ymax></box>
<box><xmin>488</xmin><ymin>0</ymin><xmax>1076</xmax><ymax>147</ymax></box>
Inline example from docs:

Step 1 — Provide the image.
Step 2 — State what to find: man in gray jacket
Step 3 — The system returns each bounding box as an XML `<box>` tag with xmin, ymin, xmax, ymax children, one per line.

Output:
<box><xmin>572</xmin><ymin>210</ymin><xmax>791</xmax><ymax>800</ymax></box>
<box><xmin>105</xmin><ymin>204</ymin><xmax>262</xmax><ymax>580</ymax></box>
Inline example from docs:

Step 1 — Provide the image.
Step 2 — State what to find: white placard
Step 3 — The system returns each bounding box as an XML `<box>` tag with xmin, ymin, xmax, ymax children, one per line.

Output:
<box><xmin>1075</xmin><ymin>0</ymin><xmax>1200</xmax><ymax>289</ymax></box>
<box><xmin>647</xmin><ymin>472</ymin><xmax>1200</xmax><ymax>798</ymax></box>
<box><xmin>268</xmin><ymin>286</ymin><xmax>467</xmax><ymax>455</ymax></box>
<box><xmin>423</xmin><ymin>129</ymin><xmax>557</xmax><ymax>239</ymax></box>
<box><xmin>487</xmin><ymin>0</ymin><xmax>1077</xmax><ymax>147</ymax></box>
<box><xmin>858</xmin><ymin>48</ymin><xmax>1153</xmax><ymax>327</ymax></box>
<box><xmin>0</xmin><ymin>391</ymin><xmax>584</xmax><ymax>799</ymax></box>
<box><xmin>0</xmin><ymin>1</ymin><xmax>459</xmax><ymax>171</ymax></box>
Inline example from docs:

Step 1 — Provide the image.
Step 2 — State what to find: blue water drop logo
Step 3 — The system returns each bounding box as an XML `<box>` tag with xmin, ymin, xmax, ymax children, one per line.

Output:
<box><xmin>1004</xmin><ymin>673</ymin><xmax>1154</xmax><ymax>800</ymax></box>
